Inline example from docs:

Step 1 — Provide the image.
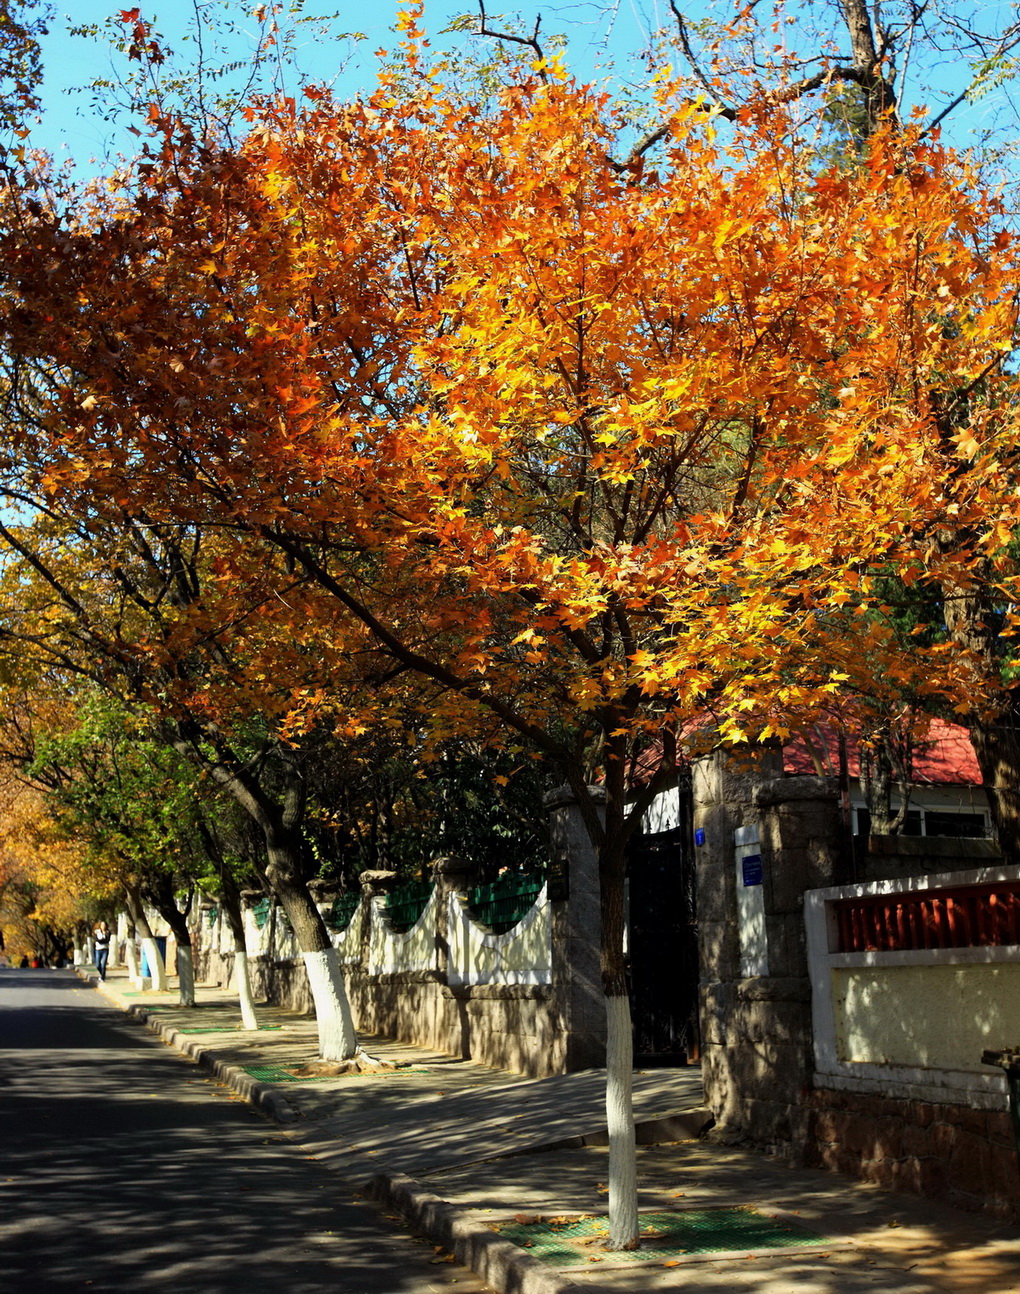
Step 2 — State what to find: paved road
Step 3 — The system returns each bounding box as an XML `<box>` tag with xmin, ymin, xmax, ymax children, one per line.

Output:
<box><xmin>0</xmin><ymin>970</ymin><xmax>492</xmax><ymax>1293</ymax></box>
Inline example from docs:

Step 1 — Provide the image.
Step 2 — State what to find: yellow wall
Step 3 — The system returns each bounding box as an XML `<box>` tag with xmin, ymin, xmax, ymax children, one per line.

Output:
<box><xmin>834</xmin><ymin>962</ymin><xmax>1020</xmax><ymax>1071</ymax></box>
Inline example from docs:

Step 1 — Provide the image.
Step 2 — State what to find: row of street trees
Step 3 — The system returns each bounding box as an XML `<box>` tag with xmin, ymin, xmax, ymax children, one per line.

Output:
<box><xmin>1</xmin><ymin>0</ymin><xmax>1020</xmax><ymax>1249</ymax></box>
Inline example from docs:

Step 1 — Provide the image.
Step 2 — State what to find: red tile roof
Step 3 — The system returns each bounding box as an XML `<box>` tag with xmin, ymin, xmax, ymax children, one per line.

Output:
<box><xmin>783</xmin><ymin>717</ymin><xmax>981</xmax><ymax>786</ymax></box>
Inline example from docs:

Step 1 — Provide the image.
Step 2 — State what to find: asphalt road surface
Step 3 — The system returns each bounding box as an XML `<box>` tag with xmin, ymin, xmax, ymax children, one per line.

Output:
<box><xmin>0</xmin><ymin>969</ymin><xmax>492</xmax><ymax>1294</ymax></box>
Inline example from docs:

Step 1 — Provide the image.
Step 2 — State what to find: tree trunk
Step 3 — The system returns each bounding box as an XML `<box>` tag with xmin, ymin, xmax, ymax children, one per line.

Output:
<box><xmin>175</xmin><ymin>943</ymin><xmax>196</xmax><ymax>1007</ymax></box>
<box><xmin>174</xmin><ymin>725</ymin><xmax>388</xmax><ymax>1068</ymax></box>
<box><xmin>840</xmin><ymin>0</ymin><xmax>898</xmax><ymax>132</ymax></box>
<box><xmin>604</xmin><ymin>991</ymin><xmax>638</xmax><ymax>1248</ymax></box>
<box><xmin>123</xmin><ymin>917</ymin><xmax>142</xmax><ymax>986</ymax></box>
<box><xmin>218</xmin><ymin>876</ymin><xmax>260</xmax><ymax>1031</ymax></box>
<box><xmin>147</xmin><ymin>879</ymin><xmax>196</xmax><ymax>1006</ymax></box>
<box><xmin>860</xmin><ymin>730</ymin><xmax>896</xmax><ymax>833</ymax></box>
<box><xmin>941</xmin><ymin>583</ymin><xmax>1020</xmax><ymax>862</ymax></box>
<box><xmin>233</xmin><ymin>949</ymin><xmax>260</xmax><ymax>1031</ymax></box>
<box><xmin>599</xmin><ymin>737</ymin><xmax>639</xmax><ymax>1251</ymax></box>
<box><xmin>265</xmin><ymin>835</ymin><xmax>359</xmax><ymax>1061</ymax></box>
<box><xmin>969</xmin><ymin>715</ymin><xmax>1020</xmax><ymax>861</ymax></box>
<box><xmin>124</xmin><ymin>885</ymin><xmax>168</xmax><ymax>991</ymax></box>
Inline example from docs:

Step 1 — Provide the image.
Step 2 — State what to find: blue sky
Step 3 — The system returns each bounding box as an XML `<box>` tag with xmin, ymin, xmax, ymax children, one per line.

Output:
<box><xmin>28</xmin><ymin>1</ymin><xmax>1011</xmax><ymax>173</ymax></box>
<box><xmin>32</xmin><ymin>1</ymin><xmax>668</xmax><ymax>166</ymax></box>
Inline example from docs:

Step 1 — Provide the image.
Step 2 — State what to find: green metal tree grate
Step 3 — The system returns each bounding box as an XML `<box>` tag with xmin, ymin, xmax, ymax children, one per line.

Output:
<box><xmin>176</xmin><ymin>1025</ymin><xmax>283</xmax><ymax>1034</ymax></box>
<box><xmin>242</xmin><ymin>1065</ymin><xmax>336</xmax><ymax>1083</ymax></box>
<box><xmin>242</xmin><ymin>1064</ymin><xmax>433</xmax><ymax>1082</ymax></box>
<box><xmin>496</xmin><ymin>1208</ymin><xmax>824</xmax><ymax>1265</ymax></box>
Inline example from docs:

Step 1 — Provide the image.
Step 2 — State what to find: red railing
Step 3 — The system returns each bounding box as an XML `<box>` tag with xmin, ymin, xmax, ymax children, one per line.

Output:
<box><xmin>834</xmin><ymin>882</ymin><xmax>1020</xmax><ymax>953</ymax></box>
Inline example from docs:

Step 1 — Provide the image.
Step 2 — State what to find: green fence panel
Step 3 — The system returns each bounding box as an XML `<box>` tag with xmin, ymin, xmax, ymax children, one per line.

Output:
<box><xmin>326</xmin><ymin>891</ymin><xmax>361</xmax><ymax>932</ymax></box>
<box><xmin>252</xmin><ymin>897</ymin><xmax>271</xmax><ymax>929</ymax></box>
<box><xmin>384</xmin><ymin>879</ymin><xmax>434</xmax><ymax>932</ymax></box>
<box><xmin>466</xmin><ymin>871</ymin><xmax>545</xmax><ymax>935</ymax></box>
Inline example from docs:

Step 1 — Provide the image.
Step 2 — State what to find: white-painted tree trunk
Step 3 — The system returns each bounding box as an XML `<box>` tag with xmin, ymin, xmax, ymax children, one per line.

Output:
<box><xmin>142</xmin><ymin>936</ymin><xmax>168</xmax><ymax>991</ymax></box>
<box><xmin>605</xmin><ymin>993</ymin><xmax>639</xmax><ymax>1250</ymax></box>
<box><xmin>302</xmin><ymin>948</ymin><xmax>358</xmax><ymax>1061</ymax></box>
<box><xmin>125</xmin><ymin>935</ymin><xmax>142</xmax><ymax>987</ymax></box>
<box><xmin>234</xmin><ymin>950</ymin><xmax>260</xmax><ymax>1031</ymax></box>
<box><xmin>73</xmin><ymin>934</ymin><xmax>85</xmax><ymax>966</ymax></box>
<box><xmin>176</xmin><ymin>944</ymin><xmax>196</xmax><ymax>1007</ymax></box>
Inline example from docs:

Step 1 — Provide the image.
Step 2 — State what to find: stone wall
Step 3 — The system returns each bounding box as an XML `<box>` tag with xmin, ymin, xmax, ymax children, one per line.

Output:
<box><xmin>859</xmin><ymin>832</ymin><xmax>1001</xmax><ymax>882</ymax></box>
<box><xmin>695</xmin><ymin>747</ymin><xmax>845</xmax><ymax>1156</ymax></box>
<box><xmin>194</xmin><ymin>944</ymin><xmax>577</xmax><ymax>1078</ymax></box>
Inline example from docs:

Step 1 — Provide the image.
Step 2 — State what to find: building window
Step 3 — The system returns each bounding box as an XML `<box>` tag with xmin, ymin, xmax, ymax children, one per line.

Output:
<box><xmin>853</xmin><ymin>806</ymin><xmax>988</xmax><ymax>839</ymax></box>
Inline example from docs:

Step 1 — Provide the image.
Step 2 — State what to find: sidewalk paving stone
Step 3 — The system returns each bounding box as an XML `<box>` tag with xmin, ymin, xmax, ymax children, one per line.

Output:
<box><xmin>84</xmin><ymin>967</ymin><xmax>1020</xmax><ymax>1294</ymax></box>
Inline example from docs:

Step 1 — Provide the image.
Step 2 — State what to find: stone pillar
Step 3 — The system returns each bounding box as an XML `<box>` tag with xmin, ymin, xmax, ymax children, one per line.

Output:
<box><xmin>694</xmin><ymin>746</ymin><xmax>842</xmax><ymax>1157</ymax></box>
<box><xmin>430</xmin><ymin>855</ymin><xmax>477</xmax><ymax>981</ymax></box>
<box><xmin>358</xmin><ymin>869</ymin><xmax>398</xmax><ymax>971</ymax></box>
<box><xmin>545</xmin><ymin>785</ymin><xmax>607</xmax><ymax>1070</ymax></box>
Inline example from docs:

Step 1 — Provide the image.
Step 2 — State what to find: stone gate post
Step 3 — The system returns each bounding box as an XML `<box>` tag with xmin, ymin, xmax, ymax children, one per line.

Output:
<box><xmin>694</xmin><ymin>745</ymin><xmax>843</xmax><ymax>1154</ymax></box>
<box><xmin>545</xmin><ymin>784</ymin><xmax>607</xmax><ymax>1069</ymax></box>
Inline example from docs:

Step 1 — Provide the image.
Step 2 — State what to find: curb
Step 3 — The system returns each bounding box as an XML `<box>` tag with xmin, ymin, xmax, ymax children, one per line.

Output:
<box><xmin>83</xmin><ymin>970</ymin><xmax>300</xmax><ymax>1124</ymax></box>
<box><xmin>365</xmin><ymin>1171</ymin><xmax>611</xmax><ymax>1294</ymax></box>
<box><xmin>129</xmin><ymin>1004</ymin><xmax>301</xmax><ymax>1124</ymax></box>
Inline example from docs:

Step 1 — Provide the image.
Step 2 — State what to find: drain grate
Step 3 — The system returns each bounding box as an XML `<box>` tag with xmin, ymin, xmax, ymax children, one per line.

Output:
<box><xmin>496</xmin><ymin>1208</ymin><xmax>823</xmax><ymax>1266</ymax></box>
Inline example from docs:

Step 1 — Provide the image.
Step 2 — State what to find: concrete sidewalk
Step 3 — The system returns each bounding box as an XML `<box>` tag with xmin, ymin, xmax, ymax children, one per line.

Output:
<box><xmin>85</xmin><ymin>967</ymin><xmax>1020</xmax><ymax>1294</ymax></box>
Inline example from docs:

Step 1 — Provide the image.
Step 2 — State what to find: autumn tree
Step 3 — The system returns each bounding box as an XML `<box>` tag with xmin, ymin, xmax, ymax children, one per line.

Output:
<box><xmin>0</xmin><ymin>0</ymin><xmax>47</xmax><ymax>137</ymax></box>
<box><xmin>0</xmin><ymin>497</ymin><xmax>410</xmax><ymax>1059</ymax></box>
<box><xmin>3</xmin><ymin>12</ymin><xmax>1020</xmax><ymax>1240</ymax></box>
<box><xmin>0</xmin><ymin>763</ymin><xmax>115</xmax><ymax>965</ymax></box>
<box><xmin>23</xmin><ymin>693</ymin><xmax>217</xmax><ymax>1002</ymax></box>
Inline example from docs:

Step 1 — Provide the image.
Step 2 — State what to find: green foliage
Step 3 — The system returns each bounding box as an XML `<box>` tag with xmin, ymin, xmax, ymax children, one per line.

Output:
<box><xmin>309</xmin><ymin>737</ymin><xmax>556</xmax><ymax>885</ymax></box>
<box><xmin>27</xmin><ymin>693</ymin><xmax>212</xmax><ymax>890</ymax></box>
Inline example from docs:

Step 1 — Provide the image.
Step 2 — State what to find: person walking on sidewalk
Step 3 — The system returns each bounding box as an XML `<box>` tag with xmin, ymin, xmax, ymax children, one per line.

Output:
<box><xmin>93</xmin><ymin>922</ymin><xmax>111</xmax><ymax>981</ymax></box>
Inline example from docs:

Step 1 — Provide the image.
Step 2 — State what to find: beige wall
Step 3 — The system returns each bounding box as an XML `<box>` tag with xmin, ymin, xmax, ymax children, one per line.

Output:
<box><xmin>448</xmin><ymin>887</ymin><xmax>552</xmax><ymax>986</ymax></box>
<box><xmin>834</xmin><ymin>962</ymin><xmax>1020</xmax><ymax>1071</ymax></box>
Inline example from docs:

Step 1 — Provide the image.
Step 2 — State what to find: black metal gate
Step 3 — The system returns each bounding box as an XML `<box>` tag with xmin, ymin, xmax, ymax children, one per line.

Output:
<box><xmin>626</xmin><ymin>794</ymin><xmax>699</xmax><ymax>1066</ymax></box>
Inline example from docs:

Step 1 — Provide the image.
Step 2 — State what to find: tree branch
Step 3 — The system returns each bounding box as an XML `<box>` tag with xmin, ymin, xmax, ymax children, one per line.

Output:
<box><xmin>476</xmin><ymin>0</ymin><xmax>546</xmax><ymax>81</ymax></box>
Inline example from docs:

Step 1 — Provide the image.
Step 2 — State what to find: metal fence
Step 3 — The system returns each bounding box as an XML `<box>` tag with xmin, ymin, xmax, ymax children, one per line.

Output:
<box><xmin>384</xmin><ymin>880</ymin><xmax>434</xmax><ymax>932</ymax></box>
<box><xmin>466</xmin><ymin>871</ymin><xmax>545</xmax><ymax>934</ymax></box>
<box><xmin>326</xmin><ymin>891</ymin><xmax>361</xmax><ymax>932</ymax></box>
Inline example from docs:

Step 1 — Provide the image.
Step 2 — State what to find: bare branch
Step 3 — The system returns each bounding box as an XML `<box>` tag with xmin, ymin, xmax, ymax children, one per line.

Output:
<box><xmin>668</xmin><ymin>0</ymin><xmax>737</xmax><ymax>119</ymax></box>
<box><xmin>476</xmin><ymin>0</ymin><xmax>547</xmax><ymax>81</ymax></box>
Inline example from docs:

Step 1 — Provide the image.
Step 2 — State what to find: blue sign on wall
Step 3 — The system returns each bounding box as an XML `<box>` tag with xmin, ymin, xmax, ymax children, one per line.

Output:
<box><xmin>694</xmin><ymin>828</ymin><xmax>706</xmax><ymax>846</ymax></box>
<box><xmin>742</xmin><ymin>854</ymin><xmax>763</xmax><ymax>887</ymax></box>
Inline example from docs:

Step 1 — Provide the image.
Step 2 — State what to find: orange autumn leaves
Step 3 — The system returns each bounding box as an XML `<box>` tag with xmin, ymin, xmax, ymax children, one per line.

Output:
<box><xmin>2</xmin><ymin>47</ymin><xmax>1019</xmax><ymax>748</ymax></box>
